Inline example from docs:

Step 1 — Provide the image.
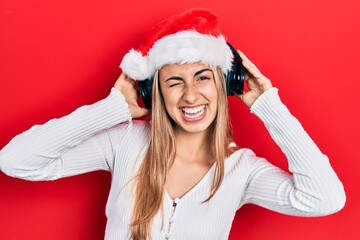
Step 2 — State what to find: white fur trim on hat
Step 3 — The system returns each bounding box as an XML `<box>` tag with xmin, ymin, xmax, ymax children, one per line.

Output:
<box><xmin>120</xmin><ymin>31</ymin><xmax>233</xmax><ymax>80</ymax></box>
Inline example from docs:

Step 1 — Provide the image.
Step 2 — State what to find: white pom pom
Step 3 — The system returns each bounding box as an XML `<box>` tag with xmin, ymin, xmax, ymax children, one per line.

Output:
<box><xmin>120</xmin><ymin>49</ymin><xmax>151</xmax><ymax>80</ymax></box>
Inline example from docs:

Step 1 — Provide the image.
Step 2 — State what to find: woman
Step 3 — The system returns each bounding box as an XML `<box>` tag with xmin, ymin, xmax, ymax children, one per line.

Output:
<box><xmin>0</xmin><ymin>8</ymin><xmax>345</xmax><ymax>240</ymax></box>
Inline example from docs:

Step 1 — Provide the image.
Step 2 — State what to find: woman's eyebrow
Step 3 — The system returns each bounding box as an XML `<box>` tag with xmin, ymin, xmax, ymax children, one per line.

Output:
<box><xmin>166</xmin><ymin>68</ymin><xmax>213</xmax><ymax>82</ymax></box>
<box><xmin>194</xmin><ymin>68</ymin><xmax>212</xmax><ymax>77</ymax></box>
<box><xmin>166</xmin><ymin>76</ymin><xmax>183</xmax><ymax>82</ymax></box>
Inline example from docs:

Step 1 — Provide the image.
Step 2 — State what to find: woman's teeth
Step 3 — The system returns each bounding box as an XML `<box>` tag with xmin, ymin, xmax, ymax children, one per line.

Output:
<box><xmin>181</xmin><ymin>105</ymin><xmax>206</xmax><ymax>119</ymax></box>
<box><xmin>182</xmin><ymin>105</ymin><xmax>205</xmax><ymax>114</ymax></box>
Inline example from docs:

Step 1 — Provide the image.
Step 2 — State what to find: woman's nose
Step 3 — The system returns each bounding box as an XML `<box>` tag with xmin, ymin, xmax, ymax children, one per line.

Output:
<box><xmin>182</xmin><ymin>84</ymin><xmax>199</xmax><ymax>104</ymax></box>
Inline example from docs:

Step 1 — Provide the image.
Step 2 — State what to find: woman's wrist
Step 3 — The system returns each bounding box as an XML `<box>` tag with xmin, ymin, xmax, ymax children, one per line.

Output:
<box><xmin>250</xmin><ymin>87</ymin><xmax>281</xmax><ymax>115</ymax></box>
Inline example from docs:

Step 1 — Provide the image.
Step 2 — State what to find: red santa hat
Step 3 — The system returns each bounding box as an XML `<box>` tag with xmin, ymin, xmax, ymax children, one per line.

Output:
<box><xmin>120</xmin><ymin>8</ymin><xmax>233</xmax><ymax>80</ymax></box>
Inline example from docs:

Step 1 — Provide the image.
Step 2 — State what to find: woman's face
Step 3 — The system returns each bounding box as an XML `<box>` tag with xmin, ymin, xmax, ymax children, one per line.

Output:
<box><xmin>159</xmin><ymin>62</ymin><xmax>218</xmax><ymax>134</ymax></box>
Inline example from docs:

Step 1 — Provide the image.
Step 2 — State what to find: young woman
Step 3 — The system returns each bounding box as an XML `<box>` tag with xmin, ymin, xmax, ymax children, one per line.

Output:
<box><xmin>0</xmin><ymin>8</ymin><xmax>345</xmax><ymax>240</ymax></box>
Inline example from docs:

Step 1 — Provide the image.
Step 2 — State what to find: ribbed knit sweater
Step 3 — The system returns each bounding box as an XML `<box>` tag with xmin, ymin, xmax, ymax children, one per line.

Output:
<box><xmin>0</xmin><ymin>87</ymin><xmax>346</xmax><ymax>240</ymax></box>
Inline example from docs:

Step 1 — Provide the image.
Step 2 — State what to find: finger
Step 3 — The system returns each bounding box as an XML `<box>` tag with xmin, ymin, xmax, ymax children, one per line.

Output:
<box><xmin>238</xmin><ymin>50</ymin><xmax>259</xmax><ymax>71</ymax></box>
<box><xmin>133</xmin><ymin>109</ymin><xmax>150</xmax><ymax>119</ymax></box>
<box><xmin>243</xmin><ymin>71</ymin><xmax>251</xmax><ymax>82</ymax></box>
<box><xmin>117</xmin><ymin>72</ymin><xmax>127</xmax><ymax>82</ymax></box>
<box><xmin>124</xmin><ymin>75</ymin><xmax>136</xmax><ymax>86</ymax></box>
<box><xmin>129</xmin><ymin>77</ymin><xmax>136</xmax><ymax>85</ymax></box>
<box><xmin>129</xmin><ymin>79</ymin><xmax>136</xmax><ymax>86</ymax></box>
<box><xmin>238</xmin><ymin>50</ymin><xmax>260</xmax><ymax>72</ymax></box>
<box><xmin>242</xmin><ymin>60</ymin><xmax>263</xmax><ymax>79</ymax></box>
<box><xmin>237</xmin><ymin>50</ymin><xmax>261</xmax><ymax>79</ymax></box>
<box><xmin>143</xmin><ymin>108</ymin><xmax>151</xmax><ymax>116</ymax></box>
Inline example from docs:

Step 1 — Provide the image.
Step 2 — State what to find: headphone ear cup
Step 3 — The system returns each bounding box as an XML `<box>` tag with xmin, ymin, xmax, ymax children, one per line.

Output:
<box><xmin>236</xmin><ymin>61</ymin><xmax>245</xmax><ymax>94</ymax></box>
<box><xmin>226</xmin><ymin>43</ymin><xmax>245</xmax><ymax>95</ymax></box>
<box><xmin>138</xmin><ymin>78</ymin><xmax>153</xmax><ymax>109</ymax></box>
<box><xmin>225</xmin><ymin>63</ymin><xmax>236</xmax><ymax>96</ymax></box>
<box><xmin>232</xmin><ymin>64</ymin><xmax>245</xmax><ymax>95</ymax></box>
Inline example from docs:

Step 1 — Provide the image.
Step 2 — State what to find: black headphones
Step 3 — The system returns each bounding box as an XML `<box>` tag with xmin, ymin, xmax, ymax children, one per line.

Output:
<box><xmin>138</xmin><ymin>43</ymin><xmax>245</xmax><ymax>109</ymax></box>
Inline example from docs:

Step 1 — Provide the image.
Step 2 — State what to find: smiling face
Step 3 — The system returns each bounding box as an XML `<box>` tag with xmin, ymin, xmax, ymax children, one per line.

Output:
<box><xmin>159</xmin><ymin>62</ymin><xmax>219</xmax><ymax>135</ymax></box>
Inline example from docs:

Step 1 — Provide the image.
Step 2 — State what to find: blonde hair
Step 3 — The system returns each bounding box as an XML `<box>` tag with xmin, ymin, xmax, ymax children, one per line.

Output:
<box><xmin>130</xmin><ymin>67</ymin><xmax>237</xmax><ymax>239</ymax></box>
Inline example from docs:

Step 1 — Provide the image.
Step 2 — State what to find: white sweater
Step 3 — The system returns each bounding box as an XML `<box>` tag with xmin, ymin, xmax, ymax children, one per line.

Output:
<box><xmin>0</xmin><ymin>88</ymin><xmax>346</xmax><ymax>240</ymax></box>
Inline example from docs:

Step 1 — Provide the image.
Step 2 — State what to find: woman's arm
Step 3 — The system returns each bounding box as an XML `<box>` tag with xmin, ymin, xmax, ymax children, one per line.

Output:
<box><xmin>0</xmin><ymin>87</ymin><xmax>132</xmax><ymax>181</ymax></box>
<box><xmin>236</xmin><ymin>52</ymin><xmax>345</xmax><ymax>216</ymax></box>
<box><xmin>240</xmin><ymin>88</ymin><xmax>346</xmax><ymax>216</ymax></box>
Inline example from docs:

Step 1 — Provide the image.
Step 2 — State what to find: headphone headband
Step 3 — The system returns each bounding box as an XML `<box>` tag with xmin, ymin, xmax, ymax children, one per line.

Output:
<box><xmin>138</xmin><ymin>42</ymin><xmax>245</xmax><ymax>109</ymax></box>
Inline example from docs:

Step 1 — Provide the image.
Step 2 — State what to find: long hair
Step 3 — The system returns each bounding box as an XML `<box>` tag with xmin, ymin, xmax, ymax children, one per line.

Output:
<box><xmin>130</xmin><ymin>67</ymin><xmax>237</xmax><ymax>239</ymax></box>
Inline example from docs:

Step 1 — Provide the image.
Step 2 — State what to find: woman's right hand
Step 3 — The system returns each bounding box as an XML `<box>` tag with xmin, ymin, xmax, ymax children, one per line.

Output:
<box><xmin>114</xmin><ymin>73</ymin><xmax>150</xmax><ymax>118</ymax></box>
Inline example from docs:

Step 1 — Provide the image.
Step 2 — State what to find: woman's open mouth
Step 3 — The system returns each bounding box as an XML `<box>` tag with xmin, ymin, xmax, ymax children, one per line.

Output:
<box><xmin>180</xmin><ymin>104</ymin><xmax>207</xmax><ymax>122</ymax></box>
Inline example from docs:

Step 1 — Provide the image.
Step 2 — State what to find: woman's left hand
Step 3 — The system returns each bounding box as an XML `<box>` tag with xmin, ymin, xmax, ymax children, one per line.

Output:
<box><xmin>236</xmin><ymin>50</ymin><xmax>273</xmax><ymax>108</ymax></box>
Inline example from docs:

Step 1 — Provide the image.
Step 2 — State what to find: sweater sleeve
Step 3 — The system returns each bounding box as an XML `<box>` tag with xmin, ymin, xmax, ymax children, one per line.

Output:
<box><xmin>240</xmin><ymin>88</ymin><xmax>346</xmax><ymax>216</ymax></box>
<box><xmin>0</xmin><ymin>88</ymin><xmax>132</xmax><ymax>181</ymax></box>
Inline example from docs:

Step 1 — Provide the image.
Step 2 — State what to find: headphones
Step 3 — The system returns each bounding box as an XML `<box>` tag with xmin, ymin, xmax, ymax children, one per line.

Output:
<box><xmin>138</xmin><ymin>43</ymin><xmax>245</xmax><ymax>109</ymax></box>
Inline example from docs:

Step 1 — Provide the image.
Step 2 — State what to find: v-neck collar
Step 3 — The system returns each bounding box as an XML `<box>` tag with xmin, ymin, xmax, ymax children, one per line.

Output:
<box><xmin>164</xmin><ymin>162</ymin><xmax>217</xmax><ymax>203</ymax></box>
<box><xmin>163</xmin><ymin>148</ymin><xmax>245</xmax><ymax>204</ymax></box>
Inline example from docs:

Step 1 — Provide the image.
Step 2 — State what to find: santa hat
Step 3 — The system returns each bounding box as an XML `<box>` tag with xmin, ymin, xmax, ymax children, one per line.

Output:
<box><xmin>120</xmin><ymin>8</ymin><xmax>233</xmax><ymax>80</ymax></box>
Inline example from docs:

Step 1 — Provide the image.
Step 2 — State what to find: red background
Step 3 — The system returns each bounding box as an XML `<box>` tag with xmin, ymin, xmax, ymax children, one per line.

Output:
<box><xmin>0</xmin><ymin>0</ymin><xmax>359</xmax><ymax>239</ymax></box>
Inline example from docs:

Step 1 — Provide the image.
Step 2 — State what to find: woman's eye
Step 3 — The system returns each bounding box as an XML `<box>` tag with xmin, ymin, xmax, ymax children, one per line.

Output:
<box><xmin>198</xmin><ymin>76</ymin><xmax>210</xmax><ymax>81</ymax></box>
<box><xmin>169</xmin><ymin>82</ymin><xmax>182</xmax><ymax>87</ymax></box>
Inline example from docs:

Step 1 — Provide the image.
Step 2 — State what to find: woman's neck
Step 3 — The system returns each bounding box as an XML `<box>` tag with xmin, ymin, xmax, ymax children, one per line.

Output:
<box><xmin>173</xmin><ymin>128</ymin><xmax>211</xmax><ymax>165</ymax></box>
